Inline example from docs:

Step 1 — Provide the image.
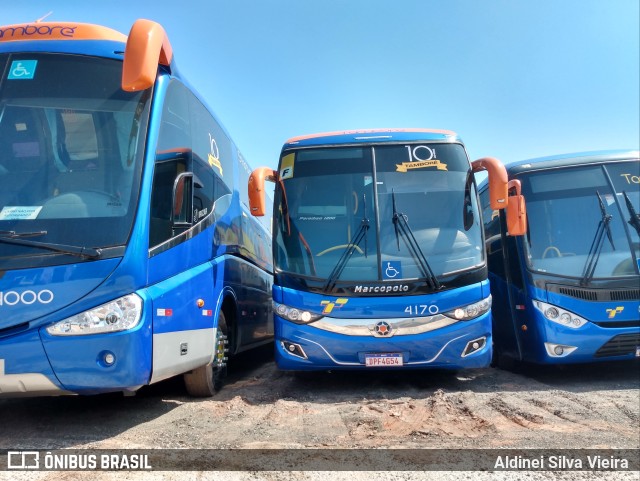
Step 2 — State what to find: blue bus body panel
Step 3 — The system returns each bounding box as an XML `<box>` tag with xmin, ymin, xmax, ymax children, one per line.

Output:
<box><xmin>39</xmin><ymin>298</ymin><xmax>153</xmax><ymax>394</ymax></box>
<box><xmin>522</xmin><ymin>287</ymin><xmax>639</xmax><ymax>364</ymax></box>
<box><xmin>274</xmin><ymin>282</ymin><xmax>492</xmax><ymax>370</ymax></box>
<box><xmin>275</xmin><ymin>281</ymin><xmax>489</xmax><ymax>317</ymax></box>
<box><xmin>0</xmin><ymin>274</ymin><xmax>154</xmax><ymax>395</ymax></box>
<box><xmin>0</xmin><ymin>259</ymin><xmax>121</xmax><ymax>330</ymax></box>
<box><xmin>275</xmin><ymin>314</ymin><xmax>492</xmax><ymax>370</ymax></box>
<box><xmin>0</xmin><ymin>329</ymin><xmax>64</xmax><ymax>391</ymax></box>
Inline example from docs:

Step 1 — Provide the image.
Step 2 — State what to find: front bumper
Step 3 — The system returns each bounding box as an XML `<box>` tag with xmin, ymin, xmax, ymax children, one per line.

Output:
<box><xmin>274</xmin><ymin>311</ymin><xmax>492</xmax><ymax>370</ymax></box>
<box><xmin>0</xmin><ymin>316</ymin><xmax>152</xmax><ymax>397</ymax></box>
<box><xmin>523</xmin><ymin>314</ymin><xmax>640</xmax><ymax>364</ymax></box>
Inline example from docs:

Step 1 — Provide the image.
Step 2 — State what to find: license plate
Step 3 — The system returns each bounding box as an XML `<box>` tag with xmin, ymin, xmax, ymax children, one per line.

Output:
<box><xmin>365</xmin><ymin>353</ymin><xmax>403</xmax><ymax>367</ymax></box>
<box><xmin>635</xmin><ymin>346</ymin><xmax>640</xmax><ymax>358</ymax></box>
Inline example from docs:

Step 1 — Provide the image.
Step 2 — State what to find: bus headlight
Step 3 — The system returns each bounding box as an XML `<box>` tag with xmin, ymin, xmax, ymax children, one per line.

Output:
<box><xmin>533</xmin><ymin>301</ymin><xmax>587</xmax><ymax>329</ymax></box>
<box><xmin>46</xmin><ymin>294</ymin><xmax>143</xmax><ymax>336</ymax></box>
<box><xmin>443</xmin><ymin>296</ymin><xmax>492</xmax><ymax>321</ymax></box>
<box><xmin>273</xmin><ymin>301</ymin><xmax>322</xmax><ymax>324</ymax></box>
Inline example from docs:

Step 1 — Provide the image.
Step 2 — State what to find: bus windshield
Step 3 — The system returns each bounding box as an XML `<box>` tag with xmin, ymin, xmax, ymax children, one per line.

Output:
<box><xmin>273</xmin><ymin>143</ymin><xmax>483</xmax><ymax>286</ymax></box>
<box><xmin>0</xmin><ymin>53</ymin><xmax>150</xmax><ymax>268</ymax></box>
<box><xmin>521</xmin><ymin>161</ymin><xmax>640</xmax><ymax>280</ymax></box>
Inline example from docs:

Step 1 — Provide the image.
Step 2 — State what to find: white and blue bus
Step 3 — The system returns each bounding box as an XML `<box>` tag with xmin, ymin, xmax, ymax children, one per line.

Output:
<box><xmin>0</xmin><ymin>20</ymin><xmax>273</xmax><ymax>397</ymax></box>
<box><xmin>480</xmin><ymin>150</ymin><xmax>639</xmax><ymax>366</ymax></box>
<box><xmin>249</xmin><ymin>129</ymin><xmax>525</xmax><ymax>370</ymax></box>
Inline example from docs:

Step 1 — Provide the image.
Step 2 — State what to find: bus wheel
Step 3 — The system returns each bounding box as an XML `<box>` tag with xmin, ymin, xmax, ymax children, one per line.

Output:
<box><xmin>184</xmin><ymin>312</ymin><xmax>229</xmax><ymax>397</ymax></box>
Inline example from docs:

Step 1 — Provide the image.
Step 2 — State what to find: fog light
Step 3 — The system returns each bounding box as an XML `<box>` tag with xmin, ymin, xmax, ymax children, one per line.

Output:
<box><xmin>462</xmin><ymin>337</ymin><xmax>487</xmax><ymax>357</ymax></box>
<box><xmin>103</xmin><ymin>352</ymin><xmax>116</xmax><ymax>366</ymax></box>
<box><xmin>281</xmin><ymin>341</ymin><xmax>308</xmax><ymax>359</ymax></box>
<box><xmin>544</xmin><ymin>342</ymin><xmax>578</xmax><ymax>358</ymax></box>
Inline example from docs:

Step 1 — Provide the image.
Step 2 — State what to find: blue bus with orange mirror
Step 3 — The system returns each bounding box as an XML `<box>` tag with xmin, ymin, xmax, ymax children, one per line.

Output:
<box><xmin>0</xmin><ymin>20</ymin><xmax>273</xmax><ymax>397</ymax></box>
<box><xmin>248</xmin><ymin>129</ymin><xmax>526</xmax><ymax>370</ymax></box>
<box><xmin>479</xmin><ymin>150</ymin><xmax>640</xmax><ymax>366</ymax></box>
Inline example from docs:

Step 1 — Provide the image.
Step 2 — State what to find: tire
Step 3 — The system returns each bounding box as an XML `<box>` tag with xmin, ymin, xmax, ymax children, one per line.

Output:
<box><xmin>183</xmin><ymin>312</ymin><xmax>229</xmax><ymax>397</ymax></box>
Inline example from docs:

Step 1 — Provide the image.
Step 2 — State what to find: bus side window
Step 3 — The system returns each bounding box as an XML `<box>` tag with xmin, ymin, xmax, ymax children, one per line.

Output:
<box><xmin>149</xmin><ymin>80</ymin><xmax>191</xmax><ymax>248</ymax></box>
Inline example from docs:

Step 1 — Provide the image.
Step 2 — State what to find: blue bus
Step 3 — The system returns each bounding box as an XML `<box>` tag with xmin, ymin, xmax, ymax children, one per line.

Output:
<box><xmin>480</xmin><ymin>150</ymin><xmax>640</xmax><ymax>365</ymax></box>
<box><xmin>248</xmin><ymin>129</ymin><xmax>526</xmax><ymax>370</ymax></box>
<box><xmin>0</xmin><ymin>20</ymin><xmax>273</xmax><ymax>397</ymax></box>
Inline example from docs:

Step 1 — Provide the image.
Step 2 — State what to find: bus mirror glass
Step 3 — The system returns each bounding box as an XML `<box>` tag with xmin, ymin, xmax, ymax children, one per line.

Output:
<box><xmin>172</xmin><ymin>172</ymin><xmax>193</xmax><ymax>230</ymax></box>
<box><xmin>122</xmin><ymin>19</ymin><xmax>173</xmax><ymax>92</ymax></box>
<box><xmin>249</xmin><ymin>167</ymin><xmax>276</xmax><ymax>217</ymax></box>
<box><xmin>507</xmin><ymin>179</ymin><xmax>527</xmax><ymax>236</ymax></box>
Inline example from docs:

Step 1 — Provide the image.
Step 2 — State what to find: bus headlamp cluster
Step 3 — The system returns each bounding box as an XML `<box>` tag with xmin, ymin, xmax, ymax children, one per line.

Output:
<box><xmin>443</xmin><ymin>296</ymin><xmax>492</xmax><ymax>321</ymax></box>
<box><xmin>533</xmin><ymin>301</ymin><xmax>587</xmax><ymax>329</ymax></box>
<box><xmin>273</xmin><ymin>301</ymin><xmax>323</xmax><ymax>324</ymax></box>
<box><xmin>46</xmin><ymin>294</ymin><xmax>143</xmax><ymax>336</ymax></box>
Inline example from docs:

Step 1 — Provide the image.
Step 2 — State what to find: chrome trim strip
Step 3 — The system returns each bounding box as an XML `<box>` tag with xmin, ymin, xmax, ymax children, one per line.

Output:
<box><xmin>309</xmin><ymin>314</ymin><xmax>459</xmax><ymax>337</ymax></box>
<box><xmin>295</xmin><ymin>333</ymin><xmax>469</xmax><ymax>366</ymax></box>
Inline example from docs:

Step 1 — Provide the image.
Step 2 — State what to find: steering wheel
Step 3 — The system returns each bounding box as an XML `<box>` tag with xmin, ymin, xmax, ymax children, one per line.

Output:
<box><xmin>316</xmin><ymin>244</ymin><xmax>365</xmax><ymax>257</ymax></box>
<box><xmin>542</xmin><ymin>246</ymin><xmax>563</xmax><ymax>258</ymax></box>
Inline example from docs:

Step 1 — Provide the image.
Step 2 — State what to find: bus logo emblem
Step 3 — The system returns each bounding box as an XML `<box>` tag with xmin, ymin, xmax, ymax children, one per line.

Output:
<box><xmin>320</xmin><ymin>298</ymin><xmax>348</xmax><ymax>315</ymax></box>
<box><xmin>372</xmin><ymin>321</ymin><xmax>393</xmax><ymax>337</ymax></box>
<box><xmin>606</xmin><ymin>306</ymin><xmax>624</xmax><ymax>319</ymax></box>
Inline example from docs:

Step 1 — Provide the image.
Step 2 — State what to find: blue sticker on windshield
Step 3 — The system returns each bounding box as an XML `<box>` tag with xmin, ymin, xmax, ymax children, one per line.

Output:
<box><xmin>383</xmin><ymin>261</ymin><xmax>402</xmax><ymax>280</ymax></box>
<box><xmin>8</xmin><ymin>60</ymin><xmax>38</xmax><ymax>79</ymax></box>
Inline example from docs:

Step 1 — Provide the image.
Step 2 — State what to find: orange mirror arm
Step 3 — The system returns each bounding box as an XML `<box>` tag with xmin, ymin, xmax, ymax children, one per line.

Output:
<box><xmin>472</xmin><ymin>157</ymin><xmax>508</xmax><ymax>210</ymax></box>
<box><xmin>122</xmin><ymin>19</ymin><xmax>173</xmax><ymax>92</ymax></box>
<box><xmin>248</xmin><ymin>167</ymin><xmax>277</xmax><ymax>216</ymax></box>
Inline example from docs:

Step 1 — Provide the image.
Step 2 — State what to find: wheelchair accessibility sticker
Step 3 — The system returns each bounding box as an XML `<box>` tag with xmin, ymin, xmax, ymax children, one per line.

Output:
<box><xmin>383</xmin><ymin>261</ymin><xmax>402</xmax><ymax>280</ymax></box>
<box><xmin>8</xmin><ymin>60</ymin><xmax>38</xmax><ymax>80</ymax></box>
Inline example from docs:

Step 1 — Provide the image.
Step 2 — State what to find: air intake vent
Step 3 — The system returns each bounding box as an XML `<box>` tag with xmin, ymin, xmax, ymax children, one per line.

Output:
<box><xmin>595</xmin><ymin>333</ymin><xmax>640</xmax><ymax>358</ymax></box>
<box><xmin>558</xmin><ymin>287</ymin><xmax>598</xmax><ymax>301</ymax></box>
<box><xmin>611</xmin><ymin>289</ymin><xmax>640</xmax><ymax>301</ymax></box>
<box><xmin>548</xmin><ymin>284</ymin><xmax>640</xmax><ymax>302</ymax></box>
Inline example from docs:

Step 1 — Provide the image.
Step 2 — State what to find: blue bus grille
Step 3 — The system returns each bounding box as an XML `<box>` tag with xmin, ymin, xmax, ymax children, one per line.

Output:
<box><xmin>550</xmin><ymin>284</ymin><xmax>640</xmax><ymax>302</ymax></box>
<box><xmin>594</xmin><ymin>333</ymin><xmax>640</xmax><ymax>358</ymax></box>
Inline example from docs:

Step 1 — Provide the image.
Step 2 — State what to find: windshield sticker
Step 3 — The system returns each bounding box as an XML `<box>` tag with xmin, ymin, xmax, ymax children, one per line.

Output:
<box><xmin>8</xmin><ymin>60</ymin><xmax>38</xmax><ymax>80</ymax></box>
<box><xmin>208</xmin><ymin>133</ymin><xmax>223</xmax><ymax>176</ymax></box>
<box><xmin>0</xmin><ymin>206</ymin><xmax>43</xmax><ymax>220</ymax></box>
<box><xmin>603</xmin><ymin>194</ymin><xmax>615</xmax><ymax>206</ymax></box>
<box><xmin>383</xmin><ymin>261</ymin><xmax>402</xmax><ymax>280</ymax></box>
<box><xmin>280</xmin><ymin>153</ymin><xmax>295</xmax><ymax>180</ymax></box>
<box><xmin>620</xmin><ymin>173</ymin><xmax>639</xmax><ymax>185</ymax></box>
<box><xmin>396</xmin><ymin>145</ymin><xmax>448</xmax><ymax>173</ymax></box>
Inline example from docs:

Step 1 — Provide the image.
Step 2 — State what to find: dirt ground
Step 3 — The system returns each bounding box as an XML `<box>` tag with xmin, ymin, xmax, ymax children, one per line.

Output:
<box><xmin>0</xmin><ymin>345</ymin><xmax>638</xmax><ymax>480</ymax></box>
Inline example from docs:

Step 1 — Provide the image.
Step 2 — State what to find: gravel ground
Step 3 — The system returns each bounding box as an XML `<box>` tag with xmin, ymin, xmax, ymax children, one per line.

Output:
<box><xmin>1</xmin><ymin>345</ymin><xmax>638</xmax><ymax>480</ymax></box>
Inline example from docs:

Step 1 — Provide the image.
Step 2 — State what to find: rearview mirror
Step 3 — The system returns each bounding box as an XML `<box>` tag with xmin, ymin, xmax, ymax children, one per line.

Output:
<box><xmin>248</xmin><ymin>167</ymin><xmax>277</xmax><ymax>216</ymax></box>
<box><xmin>172</xmin><ymin>172</ymin><xmax>193</xmax><ymax>234</ymax></box>
<box><xmin>506</xmin><ymin>179</ymin><xmax>527</xmax><ymax>236</ymax></box>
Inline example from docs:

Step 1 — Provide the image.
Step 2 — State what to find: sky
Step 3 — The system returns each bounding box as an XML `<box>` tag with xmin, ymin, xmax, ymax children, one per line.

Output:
<box><xmin>3</xmin><ymin>0</ymin><xmax>639</xmax><ymax>172</ymax></box>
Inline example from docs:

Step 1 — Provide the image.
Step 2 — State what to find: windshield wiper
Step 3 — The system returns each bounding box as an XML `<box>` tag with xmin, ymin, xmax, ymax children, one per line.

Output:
<box><xmin>0</xmin><ymin>230</ymin><xmax>48</xmax><ymax>238</ymax></box>
<box><xmin>323</xmin><ymin>194</ymin><xmax>370</xmax><ymax>293</ymax></box>
<box><xmin>622</xmin><ymin>191</ymin><xmax>640</xmax><ymax>237</ymax></box>
<box><xmin>580</xmin><ymin>191</ymin><xmax>615</xmax><ymax>286</ymax></box>
<box><xmin>0</xmin><ymin>232</ymin><xmax>102</xmax><ymax>259</ymax></box>
<box><xmin>391</xmin><ymin>190</ymin><xmax>440</xmax><ymax>290</ymax></box>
